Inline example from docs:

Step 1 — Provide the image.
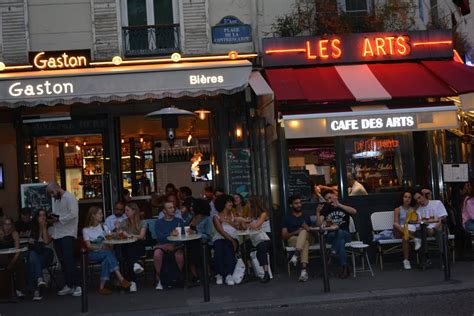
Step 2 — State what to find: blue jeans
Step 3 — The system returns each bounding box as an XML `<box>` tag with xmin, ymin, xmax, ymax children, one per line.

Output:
<box><xmin>89</xmin><ymin>250</ymin><xmax>119</xmax><ymax>281</ymax></box>
<box><xmin>53</xmin><ymin>236</ymin><xmax>80</xmax><ymax>288</ymax></box>
<box><xmin>213</xmin><ymin>239</ymin><xmax>236</xmax><ymax>277</ymax></box>
<box><xmin>326</xmin><ymin>230</ymin><xmax>352</xmax><ymax>266</ymax></box>
<box><xmin>465</xmin><ymin>219</ymin><xmax>474</xmax><ymax>233</ymax></box>
<box><xmin>27</xmin><ymin>248</ymin><xmax>53</xmax><ymax>290</ymax></box>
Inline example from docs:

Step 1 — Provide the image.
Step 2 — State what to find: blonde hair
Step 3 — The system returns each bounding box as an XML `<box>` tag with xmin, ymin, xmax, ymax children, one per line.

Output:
<box><xmin>0</xmin><ymin>216</ymin><xmax>14</xmax><ymax>242</ymax></box>
<box><xmin>85</xmin><ymin>206</ymin><xmax>102</xmax><ymax>227</ymax></box>
<box><xmin>125</xmin><ymin>202</ymin><xmax>141</xmax><ymax>233</ymax></box>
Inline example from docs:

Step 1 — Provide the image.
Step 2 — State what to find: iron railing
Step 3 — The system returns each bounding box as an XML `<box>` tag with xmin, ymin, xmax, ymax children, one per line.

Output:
<box><xmin>122</xmin><ymin>24</ymin><xmax>180</xmax><ymax>57</ymax></box>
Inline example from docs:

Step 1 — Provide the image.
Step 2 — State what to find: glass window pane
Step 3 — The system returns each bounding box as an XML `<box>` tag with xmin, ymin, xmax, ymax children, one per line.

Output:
<box><xmin>345</xmin><ymin>133</ymin><xmax>412</xmax><ymax>195</ymax></box>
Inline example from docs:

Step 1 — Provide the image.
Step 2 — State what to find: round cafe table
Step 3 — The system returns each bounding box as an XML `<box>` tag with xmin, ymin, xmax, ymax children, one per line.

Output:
<box><xmin>167</xmin><ymin>234</ymin><xmax>202</xmax><ymax>288</ymax></box>
<box><xmin>0</xmin><ymin>247</ymin><xmax>28</xmax><ymax>303</ymax></box>
<box><xmin>234</xmin><ymin>230</ymin><xmax>261</xmax><ymax>280</ymax></box>
<box><xmin>408</xmin><ymin>219</ymin><xmax>440</xmax><ymax>270</ymax></box>
<box><xmin>103</xmin><ymin>238</ymin><xmax>137</xmax><ymax>275</ymax></box>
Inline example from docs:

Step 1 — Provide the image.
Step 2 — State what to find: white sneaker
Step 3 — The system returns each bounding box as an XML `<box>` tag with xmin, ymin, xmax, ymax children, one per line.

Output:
<box><xmin>33</xmin><ymin>290</ymin><xmax>43</xmax><ymax>301</ymax></box>
<box><xmin>225</xmin><ymin>275</ymin><xmax>235</xmax><ymax>286</ymax></box>
<box><xmin>298</xmin><ymin>269</ymin><xmax>309</xmax><ymax>282</ymax></box>
<box><xmin>215</xmin><ymin>275</ymin><xmax>223</xmax><ymax>285</ymax></box>
<box><xmin>155</xmin><ymin>280</ymin><xmax>163</xmax><ymax>291</ymax></box>
<box><xmin>37</xmin><ymin>277</ymin><xmax>47</xmax><ymax>288</ymax></box>
<box><xmin>289</xmin><ymin>254</ymin><xmax>298</xmax><ymax>266</ymax></box>
<box><xmin>414</xmin><ymin>238</ymin><xmax>422</xmax><ymax>251</ymax></box>
<box><xmin>403</xmin><ymin>259</ymin><xmax>412</xmax><ymax>270</ymax></box>
<box><xmin>129</xmin><ymin>281</ymin><xmax>137</xmax><ymax>292</ymax></box>
<box><xmin>16</xmin><ymin>290</ymin><xmax>25</xmax><ymax>297</ymax></box>
<box><xmin>57</xmin><ymin>285</ymin><xmax>73</xmax><ymax>296</ymax></box>
<box><xmin>133</xmin><ymin>263</ymin><xmax>144</xmax><ymax>274</ymax></box>
<box><xmin>72</xmin><ymin>286</ymin><xmax>82</xmax><ymax>297</ymax></box>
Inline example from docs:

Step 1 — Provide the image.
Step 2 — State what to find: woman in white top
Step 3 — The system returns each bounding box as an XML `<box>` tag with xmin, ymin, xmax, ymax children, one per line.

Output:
<box><xmin>247</xmin><ymin>196</ymin><xmax>272</xmax><ymax>283</ymax></box>
<box><xmin>82</xmin><ymin>206</ymin><xmax>130</xmax><ymax>295</ymax></box>
<box><xmin>212</xmin><ymin>194</ymin><xmax>241</xmax><ymax>286</ymax></box>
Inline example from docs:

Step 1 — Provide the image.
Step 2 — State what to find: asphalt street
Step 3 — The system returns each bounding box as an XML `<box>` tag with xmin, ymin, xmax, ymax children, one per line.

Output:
<box><xmin>209</xmin><ymin>290</ymin><xmax>474</xmax><ymax>316</ymax></box>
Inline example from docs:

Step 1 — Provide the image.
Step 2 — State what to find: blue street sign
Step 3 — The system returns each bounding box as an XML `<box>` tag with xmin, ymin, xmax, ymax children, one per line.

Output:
<box><xmin>212</xmin><ymin>16</ymin><xmax>252</xmax><ymax>44</ymax></box>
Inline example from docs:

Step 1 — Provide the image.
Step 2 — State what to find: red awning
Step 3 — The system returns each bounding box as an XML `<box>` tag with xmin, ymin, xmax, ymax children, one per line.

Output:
<box><xmin>421</xmin><ymin>60</ymin><xmax>474</xmax><ymax>94</ymax></box>
<box><xmin>265</xmin><ymin>61</ymin><xmax>472</xmax><ymax>103</ymax></box>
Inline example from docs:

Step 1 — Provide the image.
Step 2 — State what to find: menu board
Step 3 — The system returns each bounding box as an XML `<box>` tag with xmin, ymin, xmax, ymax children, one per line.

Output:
<box><xmin>288</xmin><ymin>168</ymin><xmax>312</xmax><ymax>200</ymax></box>
<box><xmin>226</xmin><ymin>149</ymin><xmax>252</xmax><ymax>198</ymax></box>
<box><xmin>443</xmin><ymin>164</ymin><xmax>468</xmax><ymax>182</ymax></box>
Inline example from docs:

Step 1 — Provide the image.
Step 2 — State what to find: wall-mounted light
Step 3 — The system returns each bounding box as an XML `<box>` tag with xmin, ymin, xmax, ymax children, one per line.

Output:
<box><xmin>215</xmin><ymin>165</ymin><xmax>220</xmax><ymax>175</ymax></box>
<box><xmin>46</xmin><ymin>141</ymin><xmax>50</xmax><ymax>148</ymax></box>
<box><xmin>65</xmin><ymin>140</ymin><xmax>69</xmax><ymax>147</ymax></box>
<box><xmin>235</xmin><ymin>124</ymin><xmax>243</xmax><ymax>142</ymax></box>
<box><xmin>195</xmin><ymin>109</ymin><xmax>211</xmax><ymax>121</ymax></box>
<box><xmin>27</xmin><ymin>144</ymin><xmax>31</xmax><ymax>149</ymax></box>
<box><xmin>83</xmin><ymin>139</ymin><xmax>87</xmax><ymax>146</ymax></box>
<box><xmin>121</xmin><ymin>138</ymin><xmax>125</xmax><ymax>144</ymax></box>
<box><xmin>75</xmin><ymin>143</ymin><xmax>81</xmax><ymax>151</ymax></box>
<box><xmin>139</xmin><ymin>136</ymin><xmax>144</xmax><ymax>143</ymax></box>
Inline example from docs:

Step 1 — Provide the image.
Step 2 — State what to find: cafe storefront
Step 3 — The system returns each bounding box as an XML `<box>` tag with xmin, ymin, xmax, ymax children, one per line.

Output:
<box><xmin>0</xmin><ymin>50</ymin><xmax>272</xmax><ymax>225</ymax></box>
<box><xmin>262</xmin><ymin>30</ymin><xmax>474</xmax><ymax>241</ymax></box>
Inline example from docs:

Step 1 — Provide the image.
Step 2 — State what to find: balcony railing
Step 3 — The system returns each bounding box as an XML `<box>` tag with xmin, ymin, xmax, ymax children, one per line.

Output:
<box><xmin>122</xmin><ymin>24</ymin><xmax>180</xmax><ymax>57</ymax></box>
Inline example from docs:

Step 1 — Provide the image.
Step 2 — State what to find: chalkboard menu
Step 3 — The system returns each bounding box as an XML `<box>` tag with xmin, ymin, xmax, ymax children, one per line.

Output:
<box><xmin>288</xmin><ymin>168</ymin><xmax>312</xmax><ymax>201</ymax></box>
<box><xmin>226</xmin><ymin>149</ymin><xmax>252</xmax><ymax>198</ymax></box>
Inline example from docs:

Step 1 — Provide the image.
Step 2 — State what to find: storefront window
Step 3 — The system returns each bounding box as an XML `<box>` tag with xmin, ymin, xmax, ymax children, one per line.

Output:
<box><xmin>287</xmin><ymin>138</ymin><xmax>337</xmax><ymax>202</ymax></box>
<box><xmin>345</xmin><ymin>133</ymin><xmax>412</xmax><ymax>195</ymax></box>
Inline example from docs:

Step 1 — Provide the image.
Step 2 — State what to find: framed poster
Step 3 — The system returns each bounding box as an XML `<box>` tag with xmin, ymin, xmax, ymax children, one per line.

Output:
<box><xmin>20</xmin><ymin>183</ymin><xmax>54</xmax><ymax>213</ymax></box>
<box><xmin>0</xmin><ymin>164</ymin><xmax>4</xmax><ymax>189</ymax></box>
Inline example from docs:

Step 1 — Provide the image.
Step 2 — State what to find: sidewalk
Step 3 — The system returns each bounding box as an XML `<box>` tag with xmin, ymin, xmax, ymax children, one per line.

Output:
<box><xmin>2</xmin><ymin>261</ymin><xmax>474</xmax><ymax>316</ymax></box>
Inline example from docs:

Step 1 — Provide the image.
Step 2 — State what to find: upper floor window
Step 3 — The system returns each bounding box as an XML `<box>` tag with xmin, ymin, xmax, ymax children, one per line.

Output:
<box><xmin>121</xmin><ymin>0</ymin><xmax>180</xmax><ymax>57</ymax></box>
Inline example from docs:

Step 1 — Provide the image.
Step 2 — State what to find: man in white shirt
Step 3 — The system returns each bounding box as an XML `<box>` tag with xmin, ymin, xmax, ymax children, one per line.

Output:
<box><xmin>105</xmin><ymin>201</ymin><xmax>127</xmax><ymax>230</ymax></box>
<box><xmin>46</xmin><ymin>183</ymin><xmax>81</xmax><ymax>297</ymax></box>
<box><xmin>413</xmin><ymin>189</ymin><xmax>448</xmax><ymax>256</ymax></box>
<box><xmin>347</xmin><ymin>173</ymin><xmax>368</xmax><ymax>196</ymax></box>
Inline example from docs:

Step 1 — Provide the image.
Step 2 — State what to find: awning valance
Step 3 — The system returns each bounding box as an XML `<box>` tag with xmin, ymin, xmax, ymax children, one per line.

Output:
<box><xmin>282</xmin><ymin>105</ymin><xmax>459</xmax><ymax>138</ymax></box>
<box><xmin>0</xmin><ymin>60</ymin><xmax>252</xmax><ymax>108</ymax></box>
<box><xmin>265</xmin><ymin>61</ymin><xmax>473</xmax><ymax>103</ymax></box>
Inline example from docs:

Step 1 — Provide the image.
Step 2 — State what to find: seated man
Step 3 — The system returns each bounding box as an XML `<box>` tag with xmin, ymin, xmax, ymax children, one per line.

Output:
<box><xmin>281</xmin><ymin>195</ymin><xmax>313</xmax><ymax>282</ymax></box>
<box><xmin>317</xmin><ymin>190</ymin><xmax>357</xmax><ymax>279</ymax></box>
<box><xmin>413</xmin><ymin>189</ymin><xmax>448</xmax><ymax>263</ymax></box>
<box><xmin>104</xmin><ymin>202</ymin><xmax>127</xmax><ymax>230</ymax></box>
<box><xmin>15</xmin><ymin>207</ymin><xmax>33</xmax><ymax>238</ymax></box>
<box><xmin>153</xmin><ymin>201</ymin><xmax>184</xmax><ymax>290</ymax></box>
<box><xmin>347</xmin><ymin>172</ymin><xmax>368</xmax><ymax>196</ymax></box>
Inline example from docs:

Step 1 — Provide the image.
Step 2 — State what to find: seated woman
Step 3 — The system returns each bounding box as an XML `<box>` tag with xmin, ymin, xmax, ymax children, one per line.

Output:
<box><xmin>232</xmin><ymin>193</ymin><xmax>249</xmax><ymax>218</ymax></box>
<box><xmin>212</xmin><ymin>194</ymin><xmax>241</xmax><ymax>286</ymax></box>
<box><xmin>153</xmin><ymin>201</ymin><xmax>184</xmax><ymax>290</ymax></box>
<box><xmin>117</xmin><ymin>203</ymin><xmax>147</xmax><ymax>293</ymax></box>
<box><xmin>188</xmin><ymin>198</ymin><xmax>213</xmax><ymax>281</ymax></box>
<box><xmin>393</xmin><ymin>190</ymin><xmax>420</xmax><ymax>270</ymax></box>
<box><xmin>82</xmin><ymin>206</ymin><xmax>130</xmax><ymax>295</ymax></box>
<box><xmin>0</xmin><ymin>217</ymin><xmax>26</xmax><ymax>298</ymax></box>
<box><xmin>247</xmin><ymin>196</ymin><xmax>272</xmax><ymax>283</ymax></box>
<box><xmin>26</xmin><ymin>209</ymin><xmax>54</xmax><ymax>301</ymax></box>
<box><xmin>462</xmin><ymin>178</ymin><xmax>474</xmax><ymax>233</ymax></box>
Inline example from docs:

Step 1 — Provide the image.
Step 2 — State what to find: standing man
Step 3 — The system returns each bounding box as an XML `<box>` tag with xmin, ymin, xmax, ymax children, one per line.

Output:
<box><xmin>347</xmin><ymin>172</ymin><xmax>368</xmax><ymax>196</ymax></box>
<box><xmin>413</xmin><ymin>188</ymin><xmax>448</xmax><ymax>263</ymax></box>
<box><xmin>317</xmin><ymin>190</ymin><xmax>357</xmax><ymax>278</ymax></box>
<box><xmin>281</xmin><ymin>195</ymin><xmax>314</xmax><ymax>282</ymax></box>
<box><xmin>105</xmin><ymin>201</ymin><xmax>127</xmax><ymax>230</ymax></box>
<box><xmin>46</xmin><ymin>182</ymin><xmax>81</xmax><ymax>296</ymax></box>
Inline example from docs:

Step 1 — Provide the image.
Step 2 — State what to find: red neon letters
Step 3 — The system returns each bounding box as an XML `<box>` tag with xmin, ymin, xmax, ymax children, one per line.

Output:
<box><xmin>305</xmin><ymin>39</ymin><xmax>342</xmax><ymax>60</ymax></box>
<box><xmin>362</xmin><ymin>36</ymin><xmax>410</xmax><ymax>57</ymax></box>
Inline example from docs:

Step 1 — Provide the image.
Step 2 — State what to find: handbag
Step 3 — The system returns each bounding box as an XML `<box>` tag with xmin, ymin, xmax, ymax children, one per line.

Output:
<box><xmin>232</xmin><ymin>257</ymin><xmax>246</xmax><ymax>284</ymax></box>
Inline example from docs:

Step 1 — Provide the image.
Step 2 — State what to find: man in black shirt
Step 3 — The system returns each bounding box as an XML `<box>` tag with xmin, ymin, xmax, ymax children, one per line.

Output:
<box><xmin>15</xmin><ymin>207</ymin><xmax>33</xmax><ymax>238</ymax></box>
<box><xmin>317</xmin><ymin>190</ymin><xmax>357</xmax><ymax>278</ymax></box>
<box><xmin>281</xmin><ymin>195</ymin><xmax>313</xmax><ymax>282</ymax></box>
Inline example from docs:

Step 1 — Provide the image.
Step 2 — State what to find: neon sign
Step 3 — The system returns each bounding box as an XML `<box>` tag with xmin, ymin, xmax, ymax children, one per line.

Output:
<box><xmin>33</xmin><ymin>52</ymin><xmax>88</xmax><ymax>70</ymax></box>
<box><xmin>262</xmin><ymin>30</ymin><xmax>453</xmax><ymax>67</ymax></box>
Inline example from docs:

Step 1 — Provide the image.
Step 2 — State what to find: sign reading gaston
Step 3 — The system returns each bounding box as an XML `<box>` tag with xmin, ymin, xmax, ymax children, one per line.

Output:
<box><xmin>28</xmin><ymin>50</ymin><xmax>91</xmax><ymax>70</ymax></box>
<box><xmin>327</xmin><ymin>114</ymin><xmax>416</xmax><ymax>135</ymax></box>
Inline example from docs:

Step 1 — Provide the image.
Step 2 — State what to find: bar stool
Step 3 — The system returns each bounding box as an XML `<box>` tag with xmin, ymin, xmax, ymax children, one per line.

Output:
<box><xmin>350</xmin><ymin>242</ymin><xmax>374</xmax><ymax>278</ymax></box>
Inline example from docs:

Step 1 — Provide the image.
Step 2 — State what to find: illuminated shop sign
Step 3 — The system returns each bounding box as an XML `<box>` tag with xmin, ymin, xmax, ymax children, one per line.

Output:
<box><xmin>327</xmin><ymin>114</ymin><xmax>416</xmax><ymax>135</ymax></box>
<box><xmin>189</xmin><ymin>74</ymin><xmax>224</xmax><ymax>85</ymax></box>
<box><xmin>28</xmin><ymin>50</ymin><xmax>91</xmax><ymax>70</ymax></box>
<box><xmin>262</xmin><ymin>30</ymin><xmax>453</xmax><ymax>67</ymax></box>
<box><xmin>8</xmin><ymin>81</ymin><xmax>74</xmax><ymax>97</ymax></box>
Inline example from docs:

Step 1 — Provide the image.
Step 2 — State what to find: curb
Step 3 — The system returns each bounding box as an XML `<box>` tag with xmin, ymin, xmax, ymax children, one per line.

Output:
<box><xmin>99</xmin><ymin>280</ymin><xmax>474</xmax><ymax>315</ymax></box>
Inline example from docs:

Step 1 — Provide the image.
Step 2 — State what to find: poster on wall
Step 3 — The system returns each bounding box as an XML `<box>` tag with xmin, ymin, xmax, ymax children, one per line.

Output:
<box><xmin>20</xmin><ymin>183</ymin><xmax>54</xmax><ymax>214</ymax></box>
<box><xmin>443</xmin><ymin>164</ymin><xmax>469</xmax><ymax>182</ymax></box>
<box><xmin>0</xmin><ymin>164</ymin><xmax>4</xmax><ymax>189</ymax></box>
<box><xmin>226</xmin><ymin>148</ymin><xmax>252</xmax><ymax>198</ymax></box>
